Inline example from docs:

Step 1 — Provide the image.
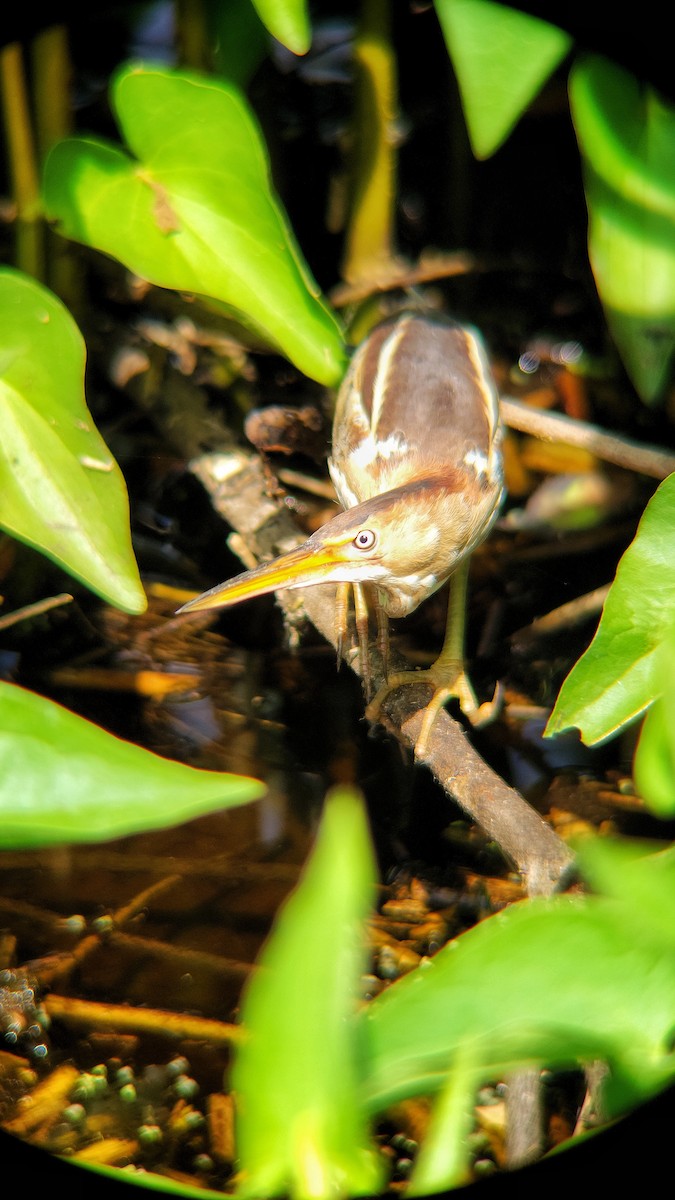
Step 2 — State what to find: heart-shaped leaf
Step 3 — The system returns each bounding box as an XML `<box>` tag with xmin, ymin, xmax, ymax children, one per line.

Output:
<box><xmin>43</xmin><ymin>64</ymin><xmax>346</xmax><ymax>386</ymax></box>
<box><xmin>435</xmin><ymin>0</ymin><xmax>572</xmax><ymax>159</ymax></box>
<box><xmin>0</xmin><ymin>268</ymin><xmax>145</xmax><ymax>613</ymax></box>
<box><xmin>546</xmin><ymin>474</ymin><xmax>675</xmax><ymax>745</ymax></box>
<box><xmin>0</xmin><ymin>682</ymin><xmax>265</xmax><ymax>848</ymax></box>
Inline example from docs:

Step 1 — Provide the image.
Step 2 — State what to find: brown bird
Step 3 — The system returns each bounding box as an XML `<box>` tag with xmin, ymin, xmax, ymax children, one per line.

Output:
<box><xmin>177</xmin><ymin>312</ymin><xmax>504</xmax><ymax>752</ymax></box>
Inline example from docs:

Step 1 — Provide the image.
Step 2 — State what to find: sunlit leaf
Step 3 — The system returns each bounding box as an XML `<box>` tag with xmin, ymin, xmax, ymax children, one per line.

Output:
<box><xmin>633</xmin><ymin>627</ymin><xmax>675</xmax><ymax>817</ymax></box>
<box><xmin>570</xmin><ymin>55</ymin><xmax>675</xmax><ymax>403</ymax></box>
<box><xmin>43</xmin><ymin>64</ymin><xmax>345</xmax><ymax>386</ymax></box>
<box><xmin>232</xmin><ymin>787</ymin><xmax>384</xmax><ymax>1200</ymax></box>
<box><xmin>250</xmin><ymin>0</ymin><xmax>311</xmax><ymax>55</ymax></box>
<box><xmin>545</xmin><ymin>474</ymin><xmax>675</xmax><ymax>744</ymax></box>
<box><xmin>359</xmin><ymin>886</ymin><xmax>675</xmax><ymax>1120</ymax></box>
<box><xmin>0</xmin><ymin>268</ymin><xmax>145</xmax><ymax>613</ymax></box>
<box><xmin>576</xmin><ymin>836</ymin><xmax>675</xmax><ymax>947</ymax></box>
<box><xmin>0</xmin><ymin>682</ymin><xmax>265</xmax><ymax>848</ymax></box>
<box><xmin>435</xmin><ymin>0</ymin><xmax>572</xmax><ymax>158</ymax></box>
<box><xmin>634</xmin><ymin>700</ymin><xmax>675</xmax><ymax>818</ymax></box>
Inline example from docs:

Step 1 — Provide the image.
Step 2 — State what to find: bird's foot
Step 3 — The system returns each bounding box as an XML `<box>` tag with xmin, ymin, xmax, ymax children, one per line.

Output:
<box><xmin>365</xmin><ymin>659</ymin><xmax>501</xmax><ymax>756</ymax></box>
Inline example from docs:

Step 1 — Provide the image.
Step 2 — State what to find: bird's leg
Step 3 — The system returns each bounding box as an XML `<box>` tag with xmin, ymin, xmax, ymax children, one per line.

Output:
<box><xmin>374</xmin><ymin>595</ymin><xmax>390</xmax><ymax>682</ymax></box>
<box><xmin>334</xmin><ymin>582</ymin><xmax>350</xmax><ymax>668</ymax></box>
<box><xmin>413</xmin><ymin>559</ymin><xmax>501</xmax><ymax>751</ymax></box>
<box><xmin>366</xmin><ymin>559</ymin><xmax>501</xmax><ymax>754</ymax></box>
<box><xmin>352</xmin><ymin>582</ymin><xmax>373</xmax><ymax>698</ymax></box>
<box><xmin>334</xmin><ymin>581</ymin><xmax>375</xmax><ymax>697</ymax></box>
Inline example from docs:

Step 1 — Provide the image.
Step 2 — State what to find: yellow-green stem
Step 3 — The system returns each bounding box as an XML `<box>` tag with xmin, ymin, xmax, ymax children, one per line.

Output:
<box><xmin>176</xmin><ymin>0</ymin><xmax>212</xmax><ymax>71</ymax></box>
<box><xmin>31</xmin><ymin>25</ymin><xmax>81</xmax><ymax>307</ymax></box>
<box><xmin>342</xmin><ymin>0</ymin><xmax>399</xmax><ymax>285</ymax></box>
<box><xmin>31</xmin><ymin>25</ymin><xmax>72</xmax><ymax>157</ymax></box>
<box><xmin>0</xmin><ymin>41</ymin><xmax>44</xmax><ymax>278</ymax></box>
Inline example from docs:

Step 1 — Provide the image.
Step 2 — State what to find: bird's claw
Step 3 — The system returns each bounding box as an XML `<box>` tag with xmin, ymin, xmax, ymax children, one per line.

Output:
<box><xmin>365</xmin><ymin>665</ymin><xmax>502</xmax><ymax>756</ymax></box>
<box><xmin>463</xmin><ymin>680</ymin><xmax>503</xmax><ymax>728</ymax></box>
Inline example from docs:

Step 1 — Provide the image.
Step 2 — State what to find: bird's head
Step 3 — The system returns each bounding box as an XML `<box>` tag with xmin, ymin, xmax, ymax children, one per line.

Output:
<box><xmin>177</xmin><ymin>477</ymin><xmax>494</xmax><ymax>620</ymax></box>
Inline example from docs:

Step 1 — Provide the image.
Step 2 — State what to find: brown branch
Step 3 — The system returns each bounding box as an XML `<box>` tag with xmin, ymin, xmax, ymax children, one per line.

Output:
<box><xmin>44</xmin><ymin>993</ymin><xmax>242</xmax><ymax>1047</ymax></box>
<box><xmin>501</xmin><ymin>396</ymin><xmax>675</xmax><ymax>480</ymax></box>
<box><xmin>509</xmin><ymin>584</ymin><xmax>610</xmax><ymax>646</ymax></box>
<box><xmin>188</xmin><ymin>451</ymin><xmax>574</xmax><ymax>896</ymax></box>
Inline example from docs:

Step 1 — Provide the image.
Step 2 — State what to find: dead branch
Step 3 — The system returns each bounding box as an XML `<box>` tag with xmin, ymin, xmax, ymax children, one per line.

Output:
<box><xmin>188</xmin><ymin>450</ymin><xmax>575</xmax><ymax>897</ymax></box>
<box><xmin>501</xmin><ymin>396</ymin><xmax>675</xmax><ymax>480</ymax></box>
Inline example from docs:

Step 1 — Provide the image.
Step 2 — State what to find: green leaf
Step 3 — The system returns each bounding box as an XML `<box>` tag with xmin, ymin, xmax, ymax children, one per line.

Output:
<box><xmin>43</xmin><ymin>64</ymin><xmax>346</xmax><ymax>387</ymax></box>
<box><xmin>250</xmin><ymin>0</ymin><xmax>311</xmax><ymax>55</ymax></box>
<box><xmin>0</xmin><ymin>268</ymin><xmax>145</xmax><ymax>613</ymax></box>
<box><xmin>576</xmin><ymin>837</ymin><xmax>675</xmax><ymax>948</ymax></box>
<box><xmin>633</xmin><ymin>627</ymin><xmax>675</xmax><ymax>817</ymax></box>
<box><xmin>634</xmin><ymin>700</ymin><xmax>675</xmax><ymax>818</ymax></box>
<box><xmin>570</xmin><ymin>55</ymin><xmax>675</xmax><ymax>403</ymax></box>
<box><xmin>359</xmin><ymin>891</ymin><xmax>675</xmax><ymax>1120</ymax></box>
<box><xmin>232</xmin><ymin>787</ymin><xmax>384</xmax><ymax>1200</ymax></box>
<box><xmin>407</xmin><ymin>1044</ymin><xmax>478</xmax><ymax>1195</ymax></box>
<box><xmin>435</xmin><ymin>0</ymin><xmax>572</xmax><ymax>158</ymax></box>
<box><xmin>0</xmin><ymin>682</ymin><xmax>265</xmax><ymax>848</ymax></box>
<box><xmin>546</xmin><ymin>474</ymin><xmax>675</xmax><ymax>745</ymax></box>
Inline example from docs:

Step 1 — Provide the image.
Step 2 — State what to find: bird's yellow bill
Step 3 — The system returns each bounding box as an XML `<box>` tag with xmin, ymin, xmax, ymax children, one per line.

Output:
<box><xmin>176</xmin><ymin>542</ymin><xmax>339</xmax><ymax>614</ymax></box>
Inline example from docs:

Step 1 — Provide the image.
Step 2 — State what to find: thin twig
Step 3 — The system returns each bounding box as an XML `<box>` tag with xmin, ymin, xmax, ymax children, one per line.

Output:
<box><xmin>509</xmin><ymin>584</ymin><xmax>610</xmax><ymax>645</ymax></box>
<box><xmin>501</xmin><ymin>396</ymin><xmax>675</xmax><ymax>480</ymax></box>
<box><xmin>0</xmin><ymin>592</ymin><xmax>73</xmax><ymax>632</ymax></box>
<box><xmin>43</xmin><ymin>873</ymin><xmax>184</xmax><ymax>987</ymax></box>
<box><xmin>44</xmin><ymin>993</ymin><xmax>242</xmax><ymax>1046</ymax></box>
<box><xmin>106</xmin><ymin>929</ymin><xmax>252</xmax><ymax>982</ymax></box>
<box><xmin>329</xmin><ymin>251</ymin><xmax>476</xmax><ymax>308</ymax></box>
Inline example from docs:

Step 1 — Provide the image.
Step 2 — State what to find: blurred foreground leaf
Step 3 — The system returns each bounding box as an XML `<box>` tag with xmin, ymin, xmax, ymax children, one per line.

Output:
<box><xmin>359</xmin><ymin>848</ymin><xmax>675</xmax><ymax>1120</ymax></box>
<box><xmin>570</xmin><ymin>55</ymin><xmax>675</xmax><ymax>403</ymax></box>
<box><xmin>577</xmin><ymin>836</ymin><xmax>675</xmax><ymax>946</ymax></box>
<box><xmin>232</xmin><ymin>787</ymin><xmax>383</xmax><ymax>1200</ymax></box>
<box><xmin>0</xmin><ymin>682</ymin><xmax>265</xmax><ymax>848</ymax></box>
<box><xmin>633</xmin><ymin>627</ymin><xmax>675</xmax><ymax>817</ymax></box>
<box><xmin>406</xmin><ymin>1043</ymin><xmax>478</xmax><ymax>1195</ymax></box>
<box><xmin>0</xmin><ymin>268</ymin><xmax>145</xmax><ymax>613</ymax></box>
<box><xmin>435</xmin><ymin>0</ymin><xmax>572</xmax><ymax>158</ymax></box>
<box><xmin>43</xmin><ymin>64</ymin><xmax>345</xmax><ymax>386</ymax></box>
<box><xmin>546</xmin><ymin>474</ymin><xmax>675</xmax><ymax>744</ymax></box>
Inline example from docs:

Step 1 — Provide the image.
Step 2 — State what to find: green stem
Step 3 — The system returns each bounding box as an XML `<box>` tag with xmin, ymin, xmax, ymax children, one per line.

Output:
<box><xmin>0</xmin><ymin>41</ymin><xmax>44</xmax><ymax>278</ymax></box>
<box><xmin>342</xmin><ymin>0</ymin><xmax>399</xmax><ymax>285</ymax></box>
<box><xmin>176</xmin><ymin>0</ymin><xmax>212</xmax><ymax>71</ymax></box>
<box><xmin>31</xmin><ymin>25</ymin><xmax>81</xmax><ymax>307</ymax></box>
<box><xmin>31</xmin><ymin>25</ymin><xmax>72</xmax><ymax>157</ymax></box>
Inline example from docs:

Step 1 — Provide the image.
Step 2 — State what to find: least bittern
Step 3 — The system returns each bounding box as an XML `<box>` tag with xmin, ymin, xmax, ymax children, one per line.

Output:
<box><xmin>178</xmin><ymin>312</ymin><xmax>504</xmax><ymax>752</ymax></box>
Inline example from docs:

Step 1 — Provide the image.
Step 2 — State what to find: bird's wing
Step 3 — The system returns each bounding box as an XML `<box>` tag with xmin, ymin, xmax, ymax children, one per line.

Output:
<box><xmin>329</xmin><ymin>313</ymin><xmax>501</xmax><ymax>509</ymax></box>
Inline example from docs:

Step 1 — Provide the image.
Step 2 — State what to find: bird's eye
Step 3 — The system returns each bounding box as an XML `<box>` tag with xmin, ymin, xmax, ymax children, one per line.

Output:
<box><xmin>353</xmin><ymin>529</ymin><xmax>376</xmax><ymax>551</ymax></box>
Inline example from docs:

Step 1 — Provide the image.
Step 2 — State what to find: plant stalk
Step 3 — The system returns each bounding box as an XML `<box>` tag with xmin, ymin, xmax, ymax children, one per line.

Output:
<box><xmin>0</xmin><ymin>40</ymin><xmax>44</xmax><ymax>278</ymax></box>
<box><xmin>342</xmin><ymin>0</ymin><xmax>399</xmax><ymax>286</ymax></box>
